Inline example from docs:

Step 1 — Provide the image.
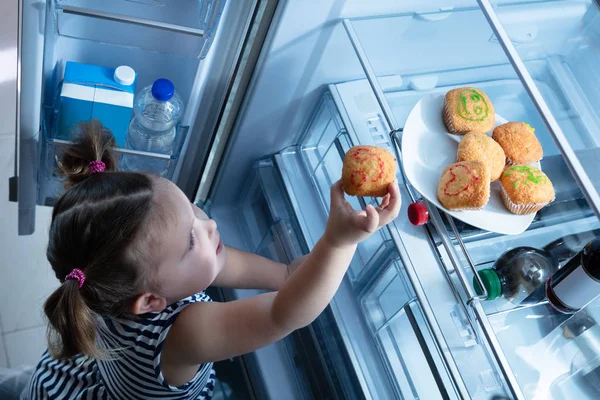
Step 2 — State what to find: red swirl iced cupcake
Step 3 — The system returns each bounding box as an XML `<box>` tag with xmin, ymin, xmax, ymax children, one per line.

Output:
<box><xmin>342</xmin><ymin>146</ymin><xmax>396</xmax><ymax>197</ymax></box>
<box><xmin>437</xmin><ymin>161</ymin><xmax>490</xmax><ymax>210</ymax></box>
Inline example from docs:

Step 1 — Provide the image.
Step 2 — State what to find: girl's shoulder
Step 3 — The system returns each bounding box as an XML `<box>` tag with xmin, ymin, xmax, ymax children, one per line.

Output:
<box><xmin>110</xmin><ymin>291</ymin><xmax>212</xmax><ymax>328</ymax></box>
<box><xmin>156</xmin><ymin>291</ymin><xmax>213</xmax><ymax>321</ymax></box>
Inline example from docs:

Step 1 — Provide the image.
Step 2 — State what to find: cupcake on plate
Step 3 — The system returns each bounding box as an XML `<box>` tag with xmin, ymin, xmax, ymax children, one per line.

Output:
<box><xmin>443</xmin><ymin>87</ymin><xmax>495</xmax><ymax>135</ymax></box>
<box><xmin>492</xmin><ymin>122</ymin><xmax>543</xmax><ymax>165</ymax></box>
<box><xmin>437</xmin><ymin>160</ymin><xmax>490</xmax><ymax>211</ymax></box>
<box><xmin>457</xmin><ymin>132</ymin><xmax>506</xmax><ymax>181</ymax></box>
<box><xmin>500</xmin><ymin>165</ymin><xmax>554</xmax><ymax>214</ymax></box>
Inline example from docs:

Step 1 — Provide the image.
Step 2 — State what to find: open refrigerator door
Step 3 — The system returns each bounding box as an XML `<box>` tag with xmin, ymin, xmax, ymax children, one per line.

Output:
<box><xmin>204</xmin><ymin>0</ymin><xmax>600</xmax><ymax>399</ymax></box>
<box><xmin>10</xmin><ymin>0</ymin><xmax>266</xmax><ymax>235</ymax></box>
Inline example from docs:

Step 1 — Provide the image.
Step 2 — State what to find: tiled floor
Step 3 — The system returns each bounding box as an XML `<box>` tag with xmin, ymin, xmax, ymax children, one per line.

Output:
<box><xmin>4</xmin><ymin>326</ymin><xmax>48</xmax><ymax>369</ymax></box>
<box><xmin>0</xmin><ymin>1</ymin><xmax>54</xmax><ymax>369</ymax></box>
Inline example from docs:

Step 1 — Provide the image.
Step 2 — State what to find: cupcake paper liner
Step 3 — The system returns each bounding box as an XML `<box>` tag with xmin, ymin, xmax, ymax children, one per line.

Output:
<box><xmin>504</xmin><ymin>156</ymin><xmax>543</xmax><ymax>167</ymax></box>
<box><xmin>500</xmin><ymin>184</ymin><xmax>553</xmax><ymax>215</ymax></box>
<box><xmin>441</xmin><ymin>185</ymin><xmax>491</xmax><ymax>212</ymax></box>
<box><xmin>447</xmin><ymin>205</ymin><xmax>487</xmax><ymax>212</ymax></box>
<box><xmin>443</xmin><ymin>100</ymin><xmax>458</xmax><ymax>134</ymax></box>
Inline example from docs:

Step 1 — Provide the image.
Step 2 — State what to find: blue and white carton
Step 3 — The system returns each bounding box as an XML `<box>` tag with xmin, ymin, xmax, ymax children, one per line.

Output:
<box><xmin>58</xmin><ymin>62</ymin><xmax>137</xmax><ymax>147</ymax></box>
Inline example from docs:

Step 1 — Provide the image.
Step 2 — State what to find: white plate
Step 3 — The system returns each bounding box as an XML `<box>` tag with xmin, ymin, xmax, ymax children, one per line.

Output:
<box><xmin>402</xmin><ymin>94</ymin><xmax>538</xmax><ymax>235</ymax></box>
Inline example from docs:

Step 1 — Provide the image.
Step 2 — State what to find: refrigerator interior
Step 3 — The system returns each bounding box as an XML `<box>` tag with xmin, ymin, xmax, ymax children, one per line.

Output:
<box><xmin>208</xmin><ymin>0</ymin><xmax>600</xmax><ymax>399</ymax></box>
<box><xmin>215</xmin><ymin>158</ymin><xmax>370</xmax><ymax>399</ymax></box>
<box><xmin>212</xmin><ymin>95</ymin><xmax>470</xmax><ymax>399</ymax></box>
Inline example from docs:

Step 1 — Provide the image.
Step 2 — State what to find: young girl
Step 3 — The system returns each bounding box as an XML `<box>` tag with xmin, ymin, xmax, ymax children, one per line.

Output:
<box><xmin>24</xmin><ymin>120</ymin><xmax>401</xmax><ymax>399</ymax></box>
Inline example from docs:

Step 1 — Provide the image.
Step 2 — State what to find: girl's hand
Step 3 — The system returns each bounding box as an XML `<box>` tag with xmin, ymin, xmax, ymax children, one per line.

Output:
<box><xmin>323</xmin><ymin>179</ymin><xmax>401</xmax><ymax>249</ymax></box>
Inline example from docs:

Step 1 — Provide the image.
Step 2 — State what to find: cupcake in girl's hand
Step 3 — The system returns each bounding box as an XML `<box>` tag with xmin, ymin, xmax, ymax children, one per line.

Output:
<box><xmin>500</xmin><ymin>165</ymin><xmax>554</xmax><ymax>214</ymax></box>
<box><xmin>457</xmin><ymin>132</ymin><xmax>506</xmax><ymax>181</ymax></box>
<box><xmin>437</xmin><ymin>160</ymin><xmax>490</xmax><ymax>211</ymax></box>
<box><xmin>443</xmin><ymin>87</ymin><xmax>495</xmax><ymax>135</ymax></box>
<box><xmin>342</xmin><ymin>145</ymin><xmax>396</xmax><ymax>197</ymax></box>
<box><xmin>492</xmin><ymin>122</ymin><xmax>543</xmax><ymax>165</ymax></box>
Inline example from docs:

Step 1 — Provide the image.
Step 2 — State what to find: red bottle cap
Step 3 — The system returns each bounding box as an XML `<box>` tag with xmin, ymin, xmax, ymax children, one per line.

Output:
<box><xmin>408</xmin><ymin>201</ymin><xmax>429</xmax><ymax>226</ymax></box>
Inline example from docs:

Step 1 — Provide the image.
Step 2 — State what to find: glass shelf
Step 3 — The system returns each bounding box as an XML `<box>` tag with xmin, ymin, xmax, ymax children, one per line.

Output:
<box><xmin>346</xmin><ymin>2</ymin><xmax>600</xmax><ymax>217</ymax></box>
<box><xmin>53</xmin><ymin>0</ymin><xmax>225</xmax><ymax>58</ymax></box>
<box><xmin>488</xmin><ymin>0</ymin><xmax>600</xmax><ymax>215</ymax></box>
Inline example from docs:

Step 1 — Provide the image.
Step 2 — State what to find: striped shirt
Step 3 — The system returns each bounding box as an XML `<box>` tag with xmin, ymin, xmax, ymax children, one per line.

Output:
<box><xmin>24</xmin><ymin>292</ymin><xmax>215</xmax><ymax>399</ymax></box>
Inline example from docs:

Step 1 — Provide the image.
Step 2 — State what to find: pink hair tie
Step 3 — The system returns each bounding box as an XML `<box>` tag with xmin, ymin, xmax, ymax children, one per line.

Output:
<box><xmin>89</xmin><ymin>160</ymin><xmax>106</xmax><ymax>175</ymax></box>
<box><xmin>65</xmin><ymin>268</ymin><xmax>86</xmax><ymax>288</ymax></box>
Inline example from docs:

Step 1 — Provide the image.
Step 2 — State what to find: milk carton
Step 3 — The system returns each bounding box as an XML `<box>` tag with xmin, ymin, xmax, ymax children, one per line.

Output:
<box><xmin>58</xmin><ymin>62</ymin><xmax>137</xmax><ymax>147</ymax></box>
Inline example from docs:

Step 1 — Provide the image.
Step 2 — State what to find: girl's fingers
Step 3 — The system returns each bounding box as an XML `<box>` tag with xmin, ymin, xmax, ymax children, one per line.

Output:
<box><xmin>363</xmin><ymin>204</ymin><xmax>379</xmax><ymax>233</ymax></box>
<box><xmin>329</xmin><ymin>180</ymin><xmax>345</xmax><ymax>208</ymax></box>
<box><xmin>350</xmin><ymin>204</ymin><xmax>378</xmax><ymax>233</ymax></box>
<box><xmin>376</xmin><ymin>181</ymin><xmax>401</xmax><ymax>225</ymax></box>
<box><xmin>378</xmin><ymin>194</ymin><xmax>390</xmax><ymax>210</ymax></box>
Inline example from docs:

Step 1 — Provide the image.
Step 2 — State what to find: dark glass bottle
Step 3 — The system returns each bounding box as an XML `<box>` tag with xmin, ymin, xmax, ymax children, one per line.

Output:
<box><xmin>546</xmin><ymin>238</ymin><xmax>600</xmax><ymax>314</ymax></box>
<box><xmin>474</xmin><ymin>247</ymin><xmax>559</xmax><ymax>305</ymax></box>
<box><xmin>544</xmin><ymin>229</ymin><xmax>600</xmax><ymax>264</ymax></box>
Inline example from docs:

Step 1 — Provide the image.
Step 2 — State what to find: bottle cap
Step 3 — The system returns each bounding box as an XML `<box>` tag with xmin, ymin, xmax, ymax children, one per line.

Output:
<box><xmin>474</xmin><ymin>268</ymin><xmax>501</xmax><ymax>300</ymax></box>
<box><xmin>152</xmin><ymin>78</ymin><xmax>175</xmax><ymax>101</ymax></box>
<box><xmin>114</xmin><ymin>66</ymin><xmax>136</xmax><ymax>86</ymax></box>
<box><xmin>407</xmin><ymin>201</ymin><xmax>429</xmax><ymax>226</ymax></box>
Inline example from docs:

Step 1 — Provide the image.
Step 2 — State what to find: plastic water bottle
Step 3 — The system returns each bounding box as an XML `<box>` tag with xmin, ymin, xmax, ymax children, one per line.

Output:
<box><xmin>122</xmin><ymin>79</ymin><xmax>184</xmax><ymax>175</ymax></box>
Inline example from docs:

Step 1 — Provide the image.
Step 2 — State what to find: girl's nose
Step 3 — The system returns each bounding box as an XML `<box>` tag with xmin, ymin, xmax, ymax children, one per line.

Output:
<box><xmin>206</xmin><ymin>219</ymin><xmax>217</xmax><ymax>234</ymax></box>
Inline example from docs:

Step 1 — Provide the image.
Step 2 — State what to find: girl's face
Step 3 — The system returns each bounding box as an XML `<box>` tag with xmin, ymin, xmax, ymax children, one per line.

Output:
<box><xmin>149</xmin><ymin>178</ymin><xmax>226</xmax><ymax>304</ymax></box>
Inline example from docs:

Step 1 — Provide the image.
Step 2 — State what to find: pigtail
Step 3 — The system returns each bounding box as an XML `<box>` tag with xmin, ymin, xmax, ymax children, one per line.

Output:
<box><xmin>45</xmin><ymin>119</ymin><xmax>156</xmax><ymax>361</ymax></box>
<box><xmin>58</xmin><ymin>119</ymin><xmax>119</xmax><ymax>189</ymax></box>
<box><xmin>44</xmin><ymin>278</ymin><xmax>103</xmax><ymax>360</ymax></box>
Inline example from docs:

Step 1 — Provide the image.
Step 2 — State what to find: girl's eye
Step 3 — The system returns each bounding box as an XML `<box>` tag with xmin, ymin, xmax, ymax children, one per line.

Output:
<box><xmin>189</xmin><ymin>230</ymin><xmax>195</xmax><ymax>251</ymax></box>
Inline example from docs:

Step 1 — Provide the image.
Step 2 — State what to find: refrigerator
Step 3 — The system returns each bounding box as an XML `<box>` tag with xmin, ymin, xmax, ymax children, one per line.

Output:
<box><xmin>10</xmin><ymin>0</ymin><xmax>600</xmax><ymax>399</ymax></box>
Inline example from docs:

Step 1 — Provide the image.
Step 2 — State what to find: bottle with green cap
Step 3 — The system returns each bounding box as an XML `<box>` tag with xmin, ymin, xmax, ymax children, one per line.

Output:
<box><xmin>474</xmin><ymin>247</ymin><xmax>559</xmax><ymax>305</ymax></box>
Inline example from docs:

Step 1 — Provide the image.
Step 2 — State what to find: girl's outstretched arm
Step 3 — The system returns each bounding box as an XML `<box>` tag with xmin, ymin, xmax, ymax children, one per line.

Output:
<box><xmin>192</xmin><ymin>204</ymin><xmax>304</xmax><ymax>291</ymax></box>
<box><xmin>210</xmin><ymin>246</ymin><xmax>306</xmax><ymax>291</ymax></box>
<box><xmin>162</xmin><ymin>180</ymin><xmax>400</xmax><ymax>385</ymax></box>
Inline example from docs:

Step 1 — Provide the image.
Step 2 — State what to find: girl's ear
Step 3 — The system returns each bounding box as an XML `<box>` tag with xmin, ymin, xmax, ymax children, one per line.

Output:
<box><xmin>132</xmin><ymin>293</ymin><xmax>168</xmax><ymax>315</ymax></box>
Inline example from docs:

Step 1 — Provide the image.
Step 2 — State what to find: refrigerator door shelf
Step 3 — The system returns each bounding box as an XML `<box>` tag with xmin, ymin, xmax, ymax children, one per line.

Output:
<box><xmin>236</xmin><ymin>158</ymin><xmax>305</xmax><ymax>261</ymax></box>
<box><xmin>231</xmin><ymin>157</ymin><xmax>363</xmax><ymax>399</ymax></box>
<box><xmin>37</xmin><ymin>103</ymin><xmax>189</xmax><ymax>206</ymax></box>
<box><xmin>54</xmin><ymin>0</ymin><xmax>226</xmax><ymax>58</ymax></box>
<box><xmin>298</xmin><ymin>93</ymin><xmax>394</xmax><ymax>283</ymax></box>
<box><xmin>361</xmin><ymin>259</ymin><xmax>453</xmax><ymax>399</ymax></box>
<box><xmin>275</xmin><ymin>149</ymin><xmax>399</xmax><ymax>400</ymax></box>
